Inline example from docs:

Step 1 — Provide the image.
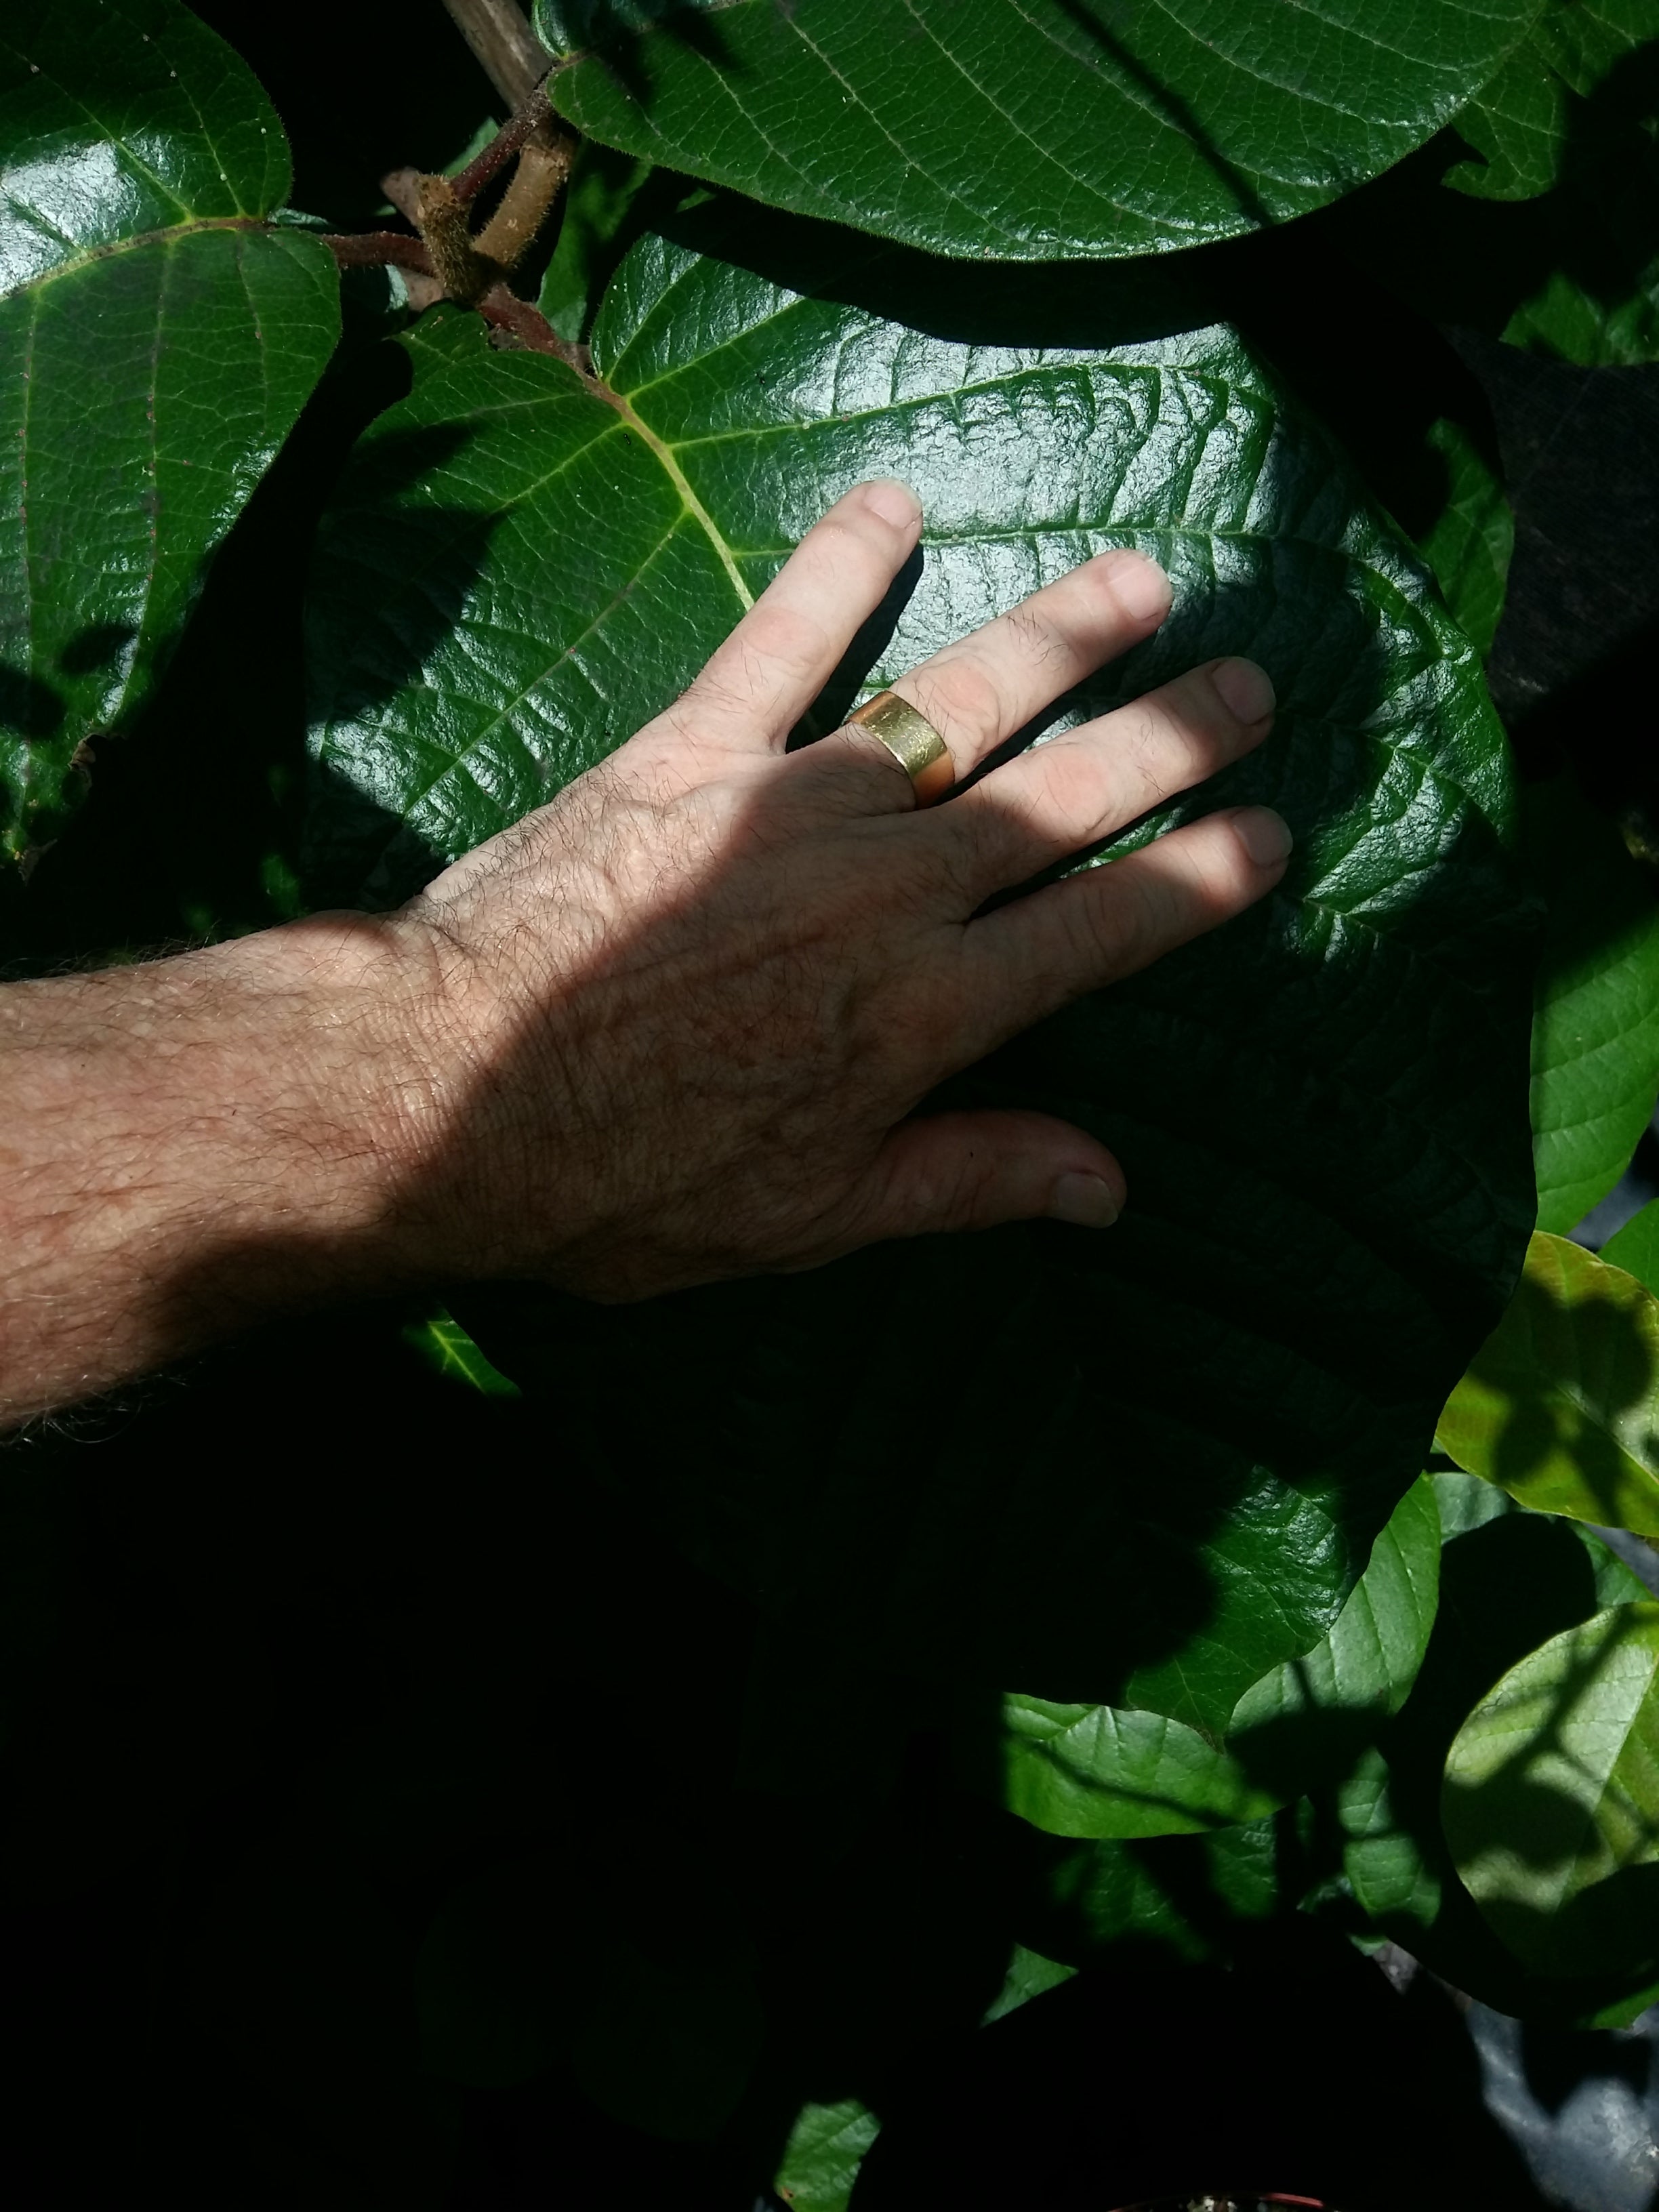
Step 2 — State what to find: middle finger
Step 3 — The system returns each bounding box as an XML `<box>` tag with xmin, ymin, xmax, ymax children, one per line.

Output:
<box><xmin>879</xmin><ymin>546</ymin><xmax>1173</xmax><ymax>785</ymax></box>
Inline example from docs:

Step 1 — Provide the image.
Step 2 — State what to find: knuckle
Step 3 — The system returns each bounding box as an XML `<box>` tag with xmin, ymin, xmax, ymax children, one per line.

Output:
<box><xmin>907</xmin><ymin>653</ymin><xmax>1005</xmax><ymax>745</ymax></box>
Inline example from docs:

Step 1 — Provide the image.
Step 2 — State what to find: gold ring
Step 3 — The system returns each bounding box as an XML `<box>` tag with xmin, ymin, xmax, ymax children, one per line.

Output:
<box><xmin>845</xmin><ymin>691</ymin><xmax>954</xmax><ymax>805</ymax></box>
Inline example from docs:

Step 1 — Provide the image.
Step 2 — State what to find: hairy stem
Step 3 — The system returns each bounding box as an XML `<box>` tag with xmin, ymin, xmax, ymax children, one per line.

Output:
<box><xmin>477</xmin><ymin>283</ymin><xmax>590</xmax><ymax>371</ymax></box>
<box><xmin>441</xmin><ymin>0</ymin><xmax>551</xmax><ymax>109</ymax></box>
<box><xmin>452</xmin><ymin>82</ymin><xmax>561</xmax><ymax>206</ymax></box>
<box><xmin>475</xmin><ymin>137</ymin><xmax>573</xmax><ymax>268</ymax></box>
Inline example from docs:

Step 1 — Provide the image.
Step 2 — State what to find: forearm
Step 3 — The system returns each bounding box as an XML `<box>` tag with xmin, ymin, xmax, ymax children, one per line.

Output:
<box><xmin>0</xmin><ymin>914</ymin><xmax>452</xmax><ymax>1424</ymax></box>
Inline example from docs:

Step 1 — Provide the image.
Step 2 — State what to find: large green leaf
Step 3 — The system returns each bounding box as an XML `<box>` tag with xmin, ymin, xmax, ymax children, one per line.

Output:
<box><xmin>308</xmin><ymin>217</ymin><xmax>1535</xmax><ymax>1724</ymax></box>
<box><xmin>1443</xmin><ymin>1601</ymin><xmax>1659</xmax><ymax>1978</ymax></box>
<box><xmin>534</xmin><ymin>0</ymin><xmax>1540</xmax><ymax>264</ymax></box>
<box><xmin>1527</xmin><ymin>777</ymin><xmax>1659</xmax><ymax>1233</ymax></box>
<box><xmin>1437</xmin><ymin>1231</ymin><xmax>1659</xmax><ymax>1535</ymax></box>
<box><xmin>0</xmin><ymin>0</ymin><xmax>339</xmax><ymax>859</ymax></box>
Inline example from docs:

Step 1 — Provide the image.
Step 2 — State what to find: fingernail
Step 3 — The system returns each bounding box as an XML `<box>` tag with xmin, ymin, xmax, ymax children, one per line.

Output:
<box><xmin>859</xmin><ymin>478</ymin><xmax>921</xmax><ymax>529</ymax></box>
<box><xmin>1099</xmin><ymin>548</ymin><xmax>1171</xmax><ymax>623</ymax></box>
<box><xmin>1048</xmin><ymin>1172</ymin><xmax>1122</xmax><ymax>1229</ymax></box>
<box><xmin>1233</xmin><ymin>806</ymin><xmax>1293</xmax><ymax>867</ymax></box>
<box><xmin>1210</xmin><ymin>657</ymin><xmax>1275</xmax><ymax>723</ymax></box>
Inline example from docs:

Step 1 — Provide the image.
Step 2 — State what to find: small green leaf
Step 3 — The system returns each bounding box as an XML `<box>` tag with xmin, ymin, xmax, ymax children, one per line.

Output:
<box><xmin>1443</xmin><ymin>1601</ymin><xmax>1659</xmax><ymax>1978</ymax></box>
<box><xmin>402</xmin><ymin>1306</ymin><xmax>521</xmax><ymax>1396</ymax></box>
<box><xmin>535</xmin><ymin>0</ymin><xmax>1540</xmax><ymax>263</ymax></box>
<box><xmin>1227</xmin><ymin>1475</ymin><xmax>1442</xmax><ymax>1790</ymax></box>
<box><xmin>1446</xmin><ymin>41</ymin><xmax>1572</xmax><ymax>201</ymax></box>
<box><xmin>1337</xmin><ymin>1482</ymin><xmax>1658</xmax><ymax>2018</ymax></box>
<box><xmin>0</xmin><ymin>0</ymin><xmax>339</xmax><ymax>859</ymax></box>
<box><xmin>1527</xmin><ymin>777</ymin><xmax>1659</xmax><ymax>1234</ymax></box>
<box><xmin>774</xmin><ymin>2099</ymin><xmax>882</xmax><ymax>2212</ymax></box>
<box><xmin>1414</xmin><ymin>418</ymin><xmax>1514</xmax><ymax>657</ymax></box>
<box><xmin>1602</xmin><ymin>1197</ymin><xmax>1659</xmax><ymax>1289</ymax></box>
<box><xmin>1002</xmin><ymin>1697</ymin><xmax>1279</xmax><ymax>1841</ymax></box>
<box><xmin>1437</xmin><ymin>1231</ymin><xmax>1659</xmax><ymax>1535</ymax></box>
<box><xmin>1448</xmin><ymin>0</ymin><xmax>1659</xmax><ymax>202</ymax></box>
<box><xmin>979</xmin><ymin>1942</ymin><xmax>1077</xmax><ymax>2026</ymax></box>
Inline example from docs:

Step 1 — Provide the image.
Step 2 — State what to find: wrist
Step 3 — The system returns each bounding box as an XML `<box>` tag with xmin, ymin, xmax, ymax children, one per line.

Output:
<box><xmin>0</xmin><ymin>912</ymin><xmax>476</xmax><ymax>1420</ymax></box>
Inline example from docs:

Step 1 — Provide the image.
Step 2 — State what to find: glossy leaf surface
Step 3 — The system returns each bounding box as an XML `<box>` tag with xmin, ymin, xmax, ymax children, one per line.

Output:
<box><xmin>1528</xmin><ymin>777</ymin><xmax>1659</xmax><ymax>1234</ymax></box>
<box><xmin>1443</xmin><ymin>1601</ymin><xmax>1659</xmax><ymax>1978</ymax></box>
<box><xmin>535</xmin><ymin>0</ymin><xmax>1538</xmax><ymax>263</ymax></box>
<box><xmin>310</xmin><ymin>221</ymin><xmax>1535</xmax><ymax>1723</ymax></box>
<box><xmin>0</xmin><ymin>0</ymin><xmax>339</xmax><ymax>858</ymax></box>
<box><xmin>1437</xmin><ymin>1232</ymin><xmax>1659</xmax><ymax>1535</ymax></box>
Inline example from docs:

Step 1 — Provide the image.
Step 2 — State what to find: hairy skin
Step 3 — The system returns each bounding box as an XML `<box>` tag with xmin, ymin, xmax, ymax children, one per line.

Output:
<box><xmin>0</xmin><ymin>481</ymin><xmax>1288</xmax><ymax>1422</ymax></box>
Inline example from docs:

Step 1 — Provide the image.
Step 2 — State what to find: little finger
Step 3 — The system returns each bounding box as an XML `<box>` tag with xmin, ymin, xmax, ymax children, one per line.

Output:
<box><xmin>956</xmin><ymin>805</ymin><xmax>1292</xmax><ymax>1057</ymax></box>
<box><xmin>939</xmin><ymin>657</ymin><xmax>1275</xmax><ymax>897</ymax></box>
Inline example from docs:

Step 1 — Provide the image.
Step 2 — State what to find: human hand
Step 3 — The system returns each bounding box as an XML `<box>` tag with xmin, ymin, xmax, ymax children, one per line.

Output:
<box><xmin>392</xmin><ymin>478</ymin><xmax>1290</xmax><ymax>1300</ymax></box>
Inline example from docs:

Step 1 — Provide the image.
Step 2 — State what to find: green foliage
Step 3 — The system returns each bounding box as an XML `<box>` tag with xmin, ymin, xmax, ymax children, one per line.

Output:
<box><xmin>535</xmin><ymin>0</ymin><xmax>1540</xmax><ymax>262</ymax></box>
<box><xmin>1443</xmin><ymin>1601</ymin><xmax>1659</xmax><ymax>1978</ymax></box>
<box><xmin>1414</xmin><ymin>416</ymin><xmax>1515</xmax><ymax>657</ymax></box>
<box><xmin>1437</xmin><ymin>1232</ymin><xmax>1659</xmax><ymax>1532</ymax></box>
<box><xmin>1528</xmin><ymin>776</ymin><xmax>1659</xmax><ymax>1232</ymax></box>
<box><xmin>321</xmin><ymin>224</ymin><xmax>1534</xmax><ymax>1735</ymax></box>
<box><xmin>773</xmin><ymin>2099</ymin><xmax>882</xmax><ymax>2212</ymax></box>
<box><xmin>1336</xmin><ymin>1477</ymin><xmax>1659</xmax><ymax>2019</ymax></box>
<box><xmin>1446</xmin><ymin>0</ymin><xmax>1659</xmax><ymax>201</ymax></box>
<box><xmin>1000</xmin><ymin>1478</ymin><xmax>1441</xmax><ymax>1839</ymax></box>
<box><xmin>10</xmin><ymin>0</ymin><xmax>1659</xmax><ymax>2193</ymax></box>
<box><xmin>0</xmin><ymin>0</ymin><xmax>338</xmax><ymax>857</ymax></box>
<box><xmin>1603</xmin><ymin>1195</ymin><xmax>1659</xmax><ymax>1288</ymax></box>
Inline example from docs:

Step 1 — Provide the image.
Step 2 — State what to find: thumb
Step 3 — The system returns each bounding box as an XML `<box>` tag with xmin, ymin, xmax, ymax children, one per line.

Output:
<box><xmin>850</xmin><ymin>1109</ymin><xmax>1126</xmax><ymax>1244</ymax></box>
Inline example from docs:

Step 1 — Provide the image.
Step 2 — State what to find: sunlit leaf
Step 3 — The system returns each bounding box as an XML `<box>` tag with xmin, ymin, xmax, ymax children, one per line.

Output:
<box><xmin>0</xmin><ymin>0</ymin><xmax>338</xmax><ymax>859</ymax></box>
<box><xmin>1437</xmin><ymin>1232</ymin><xmax>1659</xmax><ymax>1535</ymax></box>
<box><xmin>535</xmin><ymin>0</ymin><xmax>1539</xmax><ymax>263</ymax></box>
<box><xmin>1527</xmin><ymin>777</ymin><xmax>1659</xmax><ymax>1234</ymax></box>
<box><xmin>1443</xmin><ymin>1601</ymin><xmax>1659</xmax><ymax>1978</ymax></box>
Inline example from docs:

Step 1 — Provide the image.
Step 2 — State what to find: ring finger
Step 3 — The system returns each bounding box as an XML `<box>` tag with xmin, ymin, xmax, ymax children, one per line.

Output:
<box><xmin>824</xmin><ymin>544</ymin><xmax>1174</xmax><ymax>802</ymax></box>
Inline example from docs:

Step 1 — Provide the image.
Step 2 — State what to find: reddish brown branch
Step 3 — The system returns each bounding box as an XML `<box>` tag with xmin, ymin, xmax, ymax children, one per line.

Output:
<box><xmin>453</xmin><ymin>83</ymin><xmax>557</xmax><ymax>205</ymax></box>
<box><xmin>477</xmin><ymin>283</ymin><xmax>590</xmax><ymax>372</ymax></box>
<box><xmin>323</xmin><ymin>230</ymin><xmax>435</xmax><ymax>276</ymax></box>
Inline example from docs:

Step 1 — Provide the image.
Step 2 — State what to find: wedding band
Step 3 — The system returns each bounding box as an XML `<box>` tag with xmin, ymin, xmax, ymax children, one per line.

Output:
<box><xmin>846</xmin><ymin>691</ymin><xmax>954</xmax><ymax>804</ymax></box>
